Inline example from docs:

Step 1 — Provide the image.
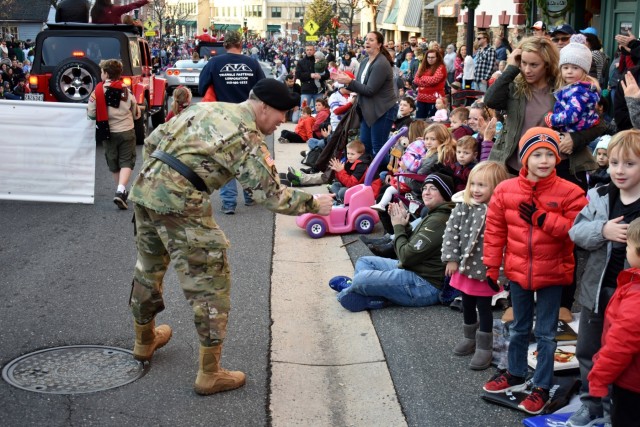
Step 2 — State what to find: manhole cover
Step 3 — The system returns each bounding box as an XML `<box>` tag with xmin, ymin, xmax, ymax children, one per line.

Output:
<box><xmin>2</xmin><ymin>345</ymin><xmax>148</xmax><ymax>394</ymax></box>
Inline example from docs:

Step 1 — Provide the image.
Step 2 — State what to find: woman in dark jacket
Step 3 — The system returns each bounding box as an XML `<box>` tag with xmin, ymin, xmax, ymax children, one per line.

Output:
<box><xmin>335</xmin><ymin>31</ymin><xmax>398</xmax><ymax>156</ymax></box>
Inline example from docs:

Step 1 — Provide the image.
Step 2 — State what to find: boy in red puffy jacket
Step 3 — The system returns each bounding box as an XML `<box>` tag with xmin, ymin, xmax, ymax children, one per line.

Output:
<box><xmin>329</xmin><ymin>140</ymin><xmax>371</xmax><ymax>203</ymax></box>
<box><xmin>588</xmin><ymin>217</ymin><xmax>640</xmax><ymax>426</ymax></box>
<box><xmin>481</xmin><ymin>127</ymin><xmax>588</xmax><ymax>415</ymax></box>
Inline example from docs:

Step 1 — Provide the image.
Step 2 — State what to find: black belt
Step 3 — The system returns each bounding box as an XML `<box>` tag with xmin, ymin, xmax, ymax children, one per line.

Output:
<box><xmin>150</xmin><ymin>150</ymin><xmax>209</xmax><ymax>192</ymax></box>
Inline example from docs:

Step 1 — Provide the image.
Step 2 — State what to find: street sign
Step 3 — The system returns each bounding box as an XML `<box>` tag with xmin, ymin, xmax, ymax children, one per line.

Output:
<box><xmin>143</xmin><ymin>20</ymin><xmax>157</xmax><ymax>32</ymax></box>
<box><xmin>303</xmin><ymin>20</ymin><xmax>319</xmax><ymax>35</ymax></box>
<box><xmin>145</xmin><ymin>31</ymin><xmax>156</xmax><ymax>37</ymax></box>
<box><xmin>305</xmin><ymin>35</ymin><xmax>318</xmax><ymax>41</ymax></box>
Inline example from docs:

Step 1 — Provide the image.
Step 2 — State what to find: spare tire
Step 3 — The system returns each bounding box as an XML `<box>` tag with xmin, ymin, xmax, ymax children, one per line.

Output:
<box><xmin>49</xmin><ymin>57</ymin><xmax>101</xmax><ymax>103</ymax></box>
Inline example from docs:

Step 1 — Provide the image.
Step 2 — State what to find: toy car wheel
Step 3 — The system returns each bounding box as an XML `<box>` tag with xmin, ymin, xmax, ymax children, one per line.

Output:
<box><xmin>306</xmin><ymin>218</ymin><xmax>326</xmax><ymax>239</ymax></box>
<box><xmin>134</xmin><ymin>99</ymin><xmax>149</xmax><ymax>145</ymax></box>
<box><xmin>151</xmin><ymin>89</ymin><xmax>168</xmax><ymax>129</ymax></box>
<box><xmin>354</xmin><ymin>214</ymin><xmax>375</xmax><ymax>234</ymax></box>
<box><xmin>49</xmin><ymin>57</ymin><xmax>100</xmax><ymax>103</ymax></box>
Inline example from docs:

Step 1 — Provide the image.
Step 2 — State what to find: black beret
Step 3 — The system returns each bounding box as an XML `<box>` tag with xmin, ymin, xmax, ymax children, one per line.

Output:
<box><xmin>252</xmin><ymin>79</ymin><xmax>300</xmax><ymax>111</ymax></box>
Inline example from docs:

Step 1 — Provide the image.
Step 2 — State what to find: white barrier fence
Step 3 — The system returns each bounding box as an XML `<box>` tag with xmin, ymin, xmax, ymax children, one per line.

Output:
<box><xmin>0</xmin><ymin>100</ymin><xmax>95</xmax><ymax>204</ymax></box>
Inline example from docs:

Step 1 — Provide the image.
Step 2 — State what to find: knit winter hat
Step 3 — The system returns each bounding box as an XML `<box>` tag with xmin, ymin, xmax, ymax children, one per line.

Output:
<box><xmin>314</xmin><ymin>51</ymin><xmax>325</xmax><ymax>60</ymax></box>
<box><xmin>559</xmin><ymin>36</ymin><xmax>593</xmax><ymax>73</ymax></box>
<box><xmin>519</xmin><ymin>127</ymin><xmax>561</xmax><ymax>166</ymax></box>
<box><xmin>423</xmin><ymin>172</ymin><xmax>454</xmax><ymax>201</ymax></box>
<box><xmin>593</xmin><ymin>135</ymin><xmax>612</xmax><ymax>156</ymax></box>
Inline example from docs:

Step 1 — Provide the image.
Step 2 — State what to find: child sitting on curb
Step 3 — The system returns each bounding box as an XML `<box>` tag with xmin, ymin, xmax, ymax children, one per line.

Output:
<box><xmin>278</xmin><ymin>106</ymin><xmax>314</xmax><ymax>143</ymax></box>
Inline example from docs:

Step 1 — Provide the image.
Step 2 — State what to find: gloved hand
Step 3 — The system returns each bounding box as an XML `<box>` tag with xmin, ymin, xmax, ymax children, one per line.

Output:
<box><xmin>543</xmin><ymin>112</ymin><xmax>553</xmax><ymax>128</ymax></box>
<box><xmin>485</xmin><ymin>267</ymin><xmax>500</xmax><ymax>292</ymax></box>
<box><xmin>518</xmin><ymin>202</ymin><xmax>546</xmax><ymax>227</ymax></box>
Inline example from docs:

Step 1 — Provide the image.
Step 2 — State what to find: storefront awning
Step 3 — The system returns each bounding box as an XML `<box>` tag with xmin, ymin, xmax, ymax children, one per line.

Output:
<box><xmin>376</xmin><ymin>0</ymin><xmax>388</xmax><ymax>26</ymax></box>
<box><xmin>213</xmin><ymin>24</ymin><xmax>240</xmax><ymax>31</ymax></box>
<box><xmin>176</xmin><ymin>20</ymin><xmax>196</xmax><ymax>26</ymax></box>
<box><xmin>403</xmin><ymin>0</ymin><xmax>423</xmax><ymax>27</ymax></box>
<box><xmin>267</xmin><ymin>25</ymin><xmax>280</xmax><ymax>31</ymax></box>
<box><xmin>384</xmin><ymin>2</ymin><xmax>400</xmax><ymax>24</ymax></box>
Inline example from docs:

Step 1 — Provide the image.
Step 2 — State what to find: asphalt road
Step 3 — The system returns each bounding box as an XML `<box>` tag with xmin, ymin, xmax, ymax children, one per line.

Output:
<box><xmin>1</xmin><ymin>111</ymin><xmax>530</xmax><ymax>426</ymax></box>
<box><xmin>0</xmin><ymin>137</ymin><xmax>274</xmax><ymax>426</ymax></box>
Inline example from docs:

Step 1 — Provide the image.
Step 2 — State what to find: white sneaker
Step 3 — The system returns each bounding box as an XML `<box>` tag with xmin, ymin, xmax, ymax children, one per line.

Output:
<box><xmin>371</xmin><ymin>203</ymin><xmax>386</xmax><ymax>212</ymax></box>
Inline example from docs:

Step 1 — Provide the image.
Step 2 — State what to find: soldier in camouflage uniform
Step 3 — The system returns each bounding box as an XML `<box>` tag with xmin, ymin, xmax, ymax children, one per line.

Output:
<box><xmin>127</xmin><ymin>79</ymin><xmax>333</xmax><ymax>395</ymax></box>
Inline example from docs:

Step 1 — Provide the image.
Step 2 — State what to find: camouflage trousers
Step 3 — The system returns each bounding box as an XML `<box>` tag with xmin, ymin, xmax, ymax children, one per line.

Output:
<box><xmin>131</xmin><ymin>202</ymin><xmax>231</xmax><ymax>346</ymax></box>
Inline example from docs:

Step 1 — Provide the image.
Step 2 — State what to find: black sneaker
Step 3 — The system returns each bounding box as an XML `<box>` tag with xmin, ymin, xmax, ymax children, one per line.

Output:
<box><xmin>114</xmin><ymin>190</ymin><xmax>128</xmax><ymax>210</ymax></box>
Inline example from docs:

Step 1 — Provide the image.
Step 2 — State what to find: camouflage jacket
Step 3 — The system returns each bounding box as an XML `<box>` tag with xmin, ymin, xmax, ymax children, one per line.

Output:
<box><xmin>129</xmin><ymin>101</ymin><xmax>320</xmax><ymax>216</ymax></box>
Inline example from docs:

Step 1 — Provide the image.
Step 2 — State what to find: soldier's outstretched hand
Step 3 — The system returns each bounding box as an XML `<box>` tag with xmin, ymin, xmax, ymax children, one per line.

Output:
<box><xmin>314</xmin><ymin>194</ymin><xmax>335</xmax><ymax>215</ymax></box>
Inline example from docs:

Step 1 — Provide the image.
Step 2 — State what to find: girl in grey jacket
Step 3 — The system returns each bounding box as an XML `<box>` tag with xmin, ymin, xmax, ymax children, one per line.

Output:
<box><xmin>441</xmin><ymin>161</ymin><xmax>508</xmax><ymax>370</ymax></box>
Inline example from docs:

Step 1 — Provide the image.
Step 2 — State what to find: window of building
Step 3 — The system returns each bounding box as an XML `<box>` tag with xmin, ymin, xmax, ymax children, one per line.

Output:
<box><xmin>271</xmin><ymin>7</ymin><xmax>281</xmax><ymax>18</ymax></box>
<box><xmin>294</xmin><ymin>7</ymin><xmax>304</xmax><ymax>18</ymax></box>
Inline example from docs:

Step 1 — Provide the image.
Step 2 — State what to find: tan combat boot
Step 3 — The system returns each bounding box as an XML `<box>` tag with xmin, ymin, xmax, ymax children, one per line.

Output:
<box><xmin>133</xmin><ymin>319</ymin><xmax>172</xmax><ymax>361</ymax></box>
<box><xmin>194</xmin><ymin>345</ymin><xmax>246</xmax><ymax>395</ymax></box>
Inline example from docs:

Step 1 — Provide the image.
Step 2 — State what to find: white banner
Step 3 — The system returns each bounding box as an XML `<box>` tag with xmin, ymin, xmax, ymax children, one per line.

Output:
<box><xmin>0</xmin><ymin>100</ymin><xmax>95</xmax><ymax>204</ymax></box>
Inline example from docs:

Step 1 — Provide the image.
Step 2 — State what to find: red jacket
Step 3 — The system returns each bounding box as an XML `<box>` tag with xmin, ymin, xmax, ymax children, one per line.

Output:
<box><xmin>483</xmin><ymin>168</ymin><xmax>587</xmax><ymax>290</ymax></box>
<box><xmin>589</xmin><ymin>268</ymin><xmax>640</xmax><ymax>396</ymax></box>
<box><xmin>294</xmin><ymin>115</ymin><xmax>315</xmax><ymax>141</ymax></box>
<box><xmin>92</xmin><ymin>0</ymin><xmax>149</xmax><ymax>24</ymax></box>
<box><xmin>413</xmin><ymin>64</ymin><xmax>447</xmax><ymax>104</ymax></box>
<box><xmin>335</xmin><ymin>154</ymin><xmax>372</xmax><ymax>188</ymax></box>
<box><xmin>313</xmin><ymin>108</ymin><xmax>330</xmax><ymax>138</ymax></box>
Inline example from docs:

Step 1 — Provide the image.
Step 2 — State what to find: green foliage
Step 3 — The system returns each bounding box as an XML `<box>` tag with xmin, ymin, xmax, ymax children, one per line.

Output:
<box><xmin>305</xmin><ymin>0</ymin><xmax>333</xmax><ymax>35</ymax></box>
<box><xmin>461</xmin><ymin>0</ymin><xmax>481</xmax><ymax>9</ymax></box>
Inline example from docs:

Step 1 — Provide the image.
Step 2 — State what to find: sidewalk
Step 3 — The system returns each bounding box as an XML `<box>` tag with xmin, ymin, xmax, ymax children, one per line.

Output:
<box><xmin>269</xmin><ymin>122</ymin><xmax>406</xmax><ymax>426</ymax></box>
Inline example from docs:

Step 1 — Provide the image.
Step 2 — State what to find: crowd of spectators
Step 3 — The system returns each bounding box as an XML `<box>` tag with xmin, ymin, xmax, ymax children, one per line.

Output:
<box><xmin>0</xmin><ymin>38</ymin><xmax>34</xmax><ymax>100</ymax></box>
<box><xmin>274</xmin><ymin>21</ymin><xmax>640</xmax><ymax>424</ymax></box>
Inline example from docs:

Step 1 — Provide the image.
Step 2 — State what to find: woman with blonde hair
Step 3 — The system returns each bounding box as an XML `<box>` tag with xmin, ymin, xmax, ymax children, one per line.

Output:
<box><xmin>485</xmin><ymin>36</ymin><xmax>602</xmax><ymax>189</ymax></box>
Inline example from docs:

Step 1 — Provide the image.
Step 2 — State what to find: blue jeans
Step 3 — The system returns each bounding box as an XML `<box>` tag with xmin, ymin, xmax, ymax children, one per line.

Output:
<box><xmin>300</xmin><ymin>93</ymin><xmax>321</xmax><ymax>113</ymax></box>
<box><xmin>337</xmin><ymin>256</ymin><xmax>441</xmax><ymax>307</ymax></box>
<box><xmin>219</xmin><ymin>179</ymin><xmax>252</xmax><ymax>209</ymax></box>
<box><xmin>508</xmin><ymin>282</ymin><xmax>562</xmax><ymax>390</ymax></box>
<box><xmin>307</xmin><ymin>137</ymin><xmax>326</xmax><ymax>150</ymax></box>
<box><xmin>359</xmin><ymin>104</ymin><xmax>398</xmax><ymax>156</ymax></box>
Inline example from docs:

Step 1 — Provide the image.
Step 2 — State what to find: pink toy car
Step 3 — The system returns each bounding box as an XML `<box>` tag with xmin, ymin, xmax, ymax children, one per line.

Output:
<box><xmin>295</xmin><ymin>126</ymin><xmax>409</xmax><ymax>238</ymax></box>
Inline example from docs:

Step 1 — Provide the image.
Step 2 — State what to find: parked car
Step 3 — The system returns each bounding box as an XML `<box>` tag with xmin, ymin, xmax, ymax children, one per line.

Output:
<box><xmin>164</xmin><ymin>59</ymin><xmax>207</xmax><ymax>95</ymax></box>
<box><xmin>28</xmin><ymin>22</ymin><xmax>168</xmax><ymax>144</ymax></box>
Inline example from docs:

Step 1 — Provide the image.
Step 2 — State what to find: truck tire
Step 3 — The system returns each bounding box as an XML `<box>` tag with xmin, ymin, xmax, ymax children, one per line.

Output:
<box><xmin>49</xmin><ymin>57</ymin><xmax>100</xmax><ymax>103</ymax></box>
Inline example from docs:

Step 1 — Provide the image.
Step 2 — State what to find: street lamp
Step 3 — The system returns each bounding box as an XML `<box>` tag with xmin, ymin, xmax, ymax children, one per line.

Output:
<box><xmin>243</xmin><ymin>19</ymin><xmax>248</xmax><ymax>45</ymax></box>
